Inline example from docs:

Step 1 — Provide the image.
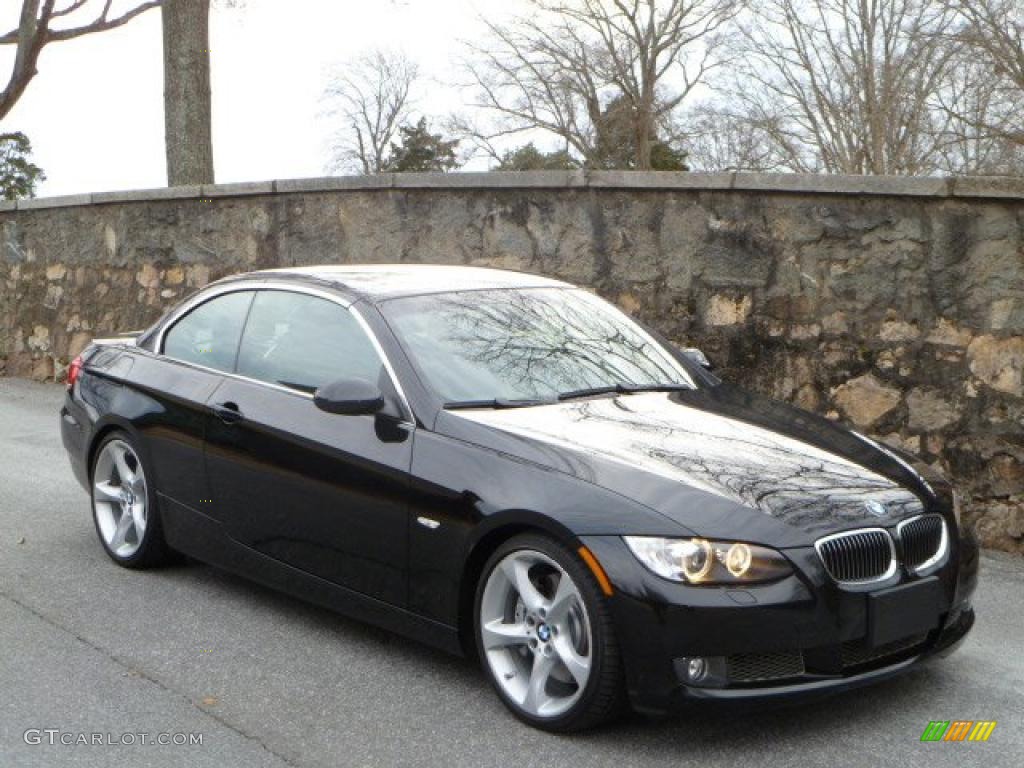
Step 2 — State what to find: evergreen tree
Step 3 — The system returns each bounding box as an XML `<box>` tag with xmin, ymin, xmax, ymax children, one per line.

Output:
<box><xmin>0</xmin><ymin>132</ymin><xmax>45</xmax><ymax>200</ymax></box>
<box><xmin>496</xmin><ymin>143</ymin><xmax>577</xmax><ymax>170</ymax></box>
<box><xmin>384</xmin><ymin>118</ymin><xmax>459</xmax><ymax>173</ymax></box>
<box><xmin>593</xmin><ymin>96</ymin><xmax>688</xmax><ymax>171</ymax></box>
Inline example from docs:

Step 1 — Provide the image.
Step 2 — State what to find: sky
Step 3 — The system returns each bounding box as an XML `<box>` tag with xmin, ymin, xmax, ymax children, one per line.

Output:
<box><xmin>0</xmin><ymin>0</ymin><xmax>527</xmax><ymax>196</ymax></box>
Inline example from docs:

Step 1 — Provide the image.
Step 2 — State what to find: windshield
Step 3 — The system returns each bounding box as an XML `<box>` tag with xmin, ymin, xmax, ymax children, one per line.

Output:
<box><xmin>380</xmin><ymin>287</ymin><xmax>695</xmax><ymax>405</ymax></box>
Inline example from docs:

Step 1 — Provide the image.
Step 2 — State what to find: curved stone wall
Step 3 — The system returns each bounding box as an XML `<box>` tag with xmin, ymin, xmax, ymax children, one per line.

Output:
<box><xmin>1</xmin><ymin>171</ymin><xmax>1021</xmax><ymax>552</ymax></box>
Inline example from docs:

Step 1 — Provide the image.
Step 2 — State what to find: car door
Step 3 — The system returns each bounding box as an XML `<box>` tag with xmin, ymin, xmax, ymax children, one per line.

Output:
<box><xmin>203</xmin><ymin>289</ymin><xmax>413</xmax><ymax>606</ymax></box>
<box><xmin>145</xmin><ymin>289</ymin><xmax>256</xmax><ymax>510</ymax></box>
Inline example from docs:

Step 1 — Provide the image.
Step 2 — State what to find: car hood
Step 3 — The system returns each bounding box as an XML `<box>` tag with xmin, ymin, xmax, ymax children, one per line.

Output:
<box><xmin>440</xmin><ymin>384</ymin><xmax>939</xmax><ymax>547</ymax></box>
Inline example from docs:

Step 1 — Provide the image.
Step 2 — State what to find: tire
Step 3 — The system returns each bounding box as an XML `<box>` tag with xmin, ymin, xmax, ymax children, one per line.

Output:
<box><xmin>474</xmin><ymin>533</ymin><xmax>625</xmax><ymax>731</ymax></box>
<box><xmin>90</xmin><ymin>431</ymin><xmax>176</xmax><ymax>569</ymax></box>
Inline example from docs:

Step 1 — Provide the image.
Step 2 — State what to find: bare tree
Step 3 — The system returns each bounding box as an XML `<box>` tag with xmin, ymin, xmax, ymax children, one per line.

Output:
<box><xmin>461</xmin><ymin>0</ymin><xmax>740</xmax><ymax>169</ymax></box>
<box><xmin>163</xmin><ymin>0</ymin><xmax>213</xmax><ymax>185</ymax></box>
<box><xmin>0</xmin><ymin>0</ymin><xmax>160</xmax><ymax>122</ymax></box>
<box><xmin>323</xmin><ymin>50</ymin><xmax>418</xmax><ymax>175</ymax></box>
<box><xmin>932</xmin><ymin>45</ymin><xmax>1024</xmax><ymax>175</ymax></box>
<box><xmin>725</xmin><ymin>0</ymin><xmax>961</xmax><ymax>175</ymax></box>
<box><xmin>681</xmin><ymin>103</ymin><xmax>785</xmax><ymax>171</ymax></box>
<box><xmin>945</xmin><ymin>0</ymin><xmax>1024</xmax><ymax>149</ymax></box>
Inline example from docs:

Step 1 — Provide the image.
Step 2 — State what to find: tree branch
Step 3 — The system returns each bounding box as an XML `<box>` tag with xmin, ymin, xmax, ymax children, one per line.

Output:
<box><xmin>0</xmin><ymin>0</ymin><xmax>161</xmax><ymax>121</ymax></box>
<box><xmin>46</xmin><ymin>1</ymin><xmax>162</xmax><ymax>41</ymax></box>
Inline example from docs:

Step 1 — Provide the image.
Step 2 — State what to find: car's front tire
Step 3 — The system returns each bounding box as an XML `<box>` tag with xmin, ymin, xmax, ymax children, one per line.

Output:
<box><xmin>90</xmin><ymin>431</ymin><xmax>175</xmax><ymax>568</ymax></box>
<box><xmin>474</xmin><ymin>533</ymin><xmax>625</xmax><ymax>731</ymax></box>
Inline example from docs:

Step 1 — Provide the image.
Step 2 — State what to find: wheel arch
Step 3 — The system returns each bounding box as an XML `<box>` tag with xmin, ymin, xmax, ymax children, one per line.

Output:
<box><xmin>86</xmin><ymin>419</ymin><xmax>140</xmax><ymax>483</ymax></box>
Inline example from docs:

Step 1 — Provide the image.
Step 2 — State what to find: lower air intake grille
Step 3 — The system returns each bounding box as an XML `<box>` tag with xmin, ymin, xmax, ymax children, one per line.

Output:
<box><xmin>898</xmin><ymin>514</ymin><xmax>946</xmax><ymax>572</ymax></box>
<box><xmin>841</xmin><ymin>634</ymin><xmax>928</xmax><ymax>668</ymax></box>
<box><xmin>726</xmin><ymin>650</ymin><xmax>805</xmax><ymax>682</ymax></box>
<box><xmin>816</xmin><ymin>528</ymin><xmax>894</xmax><ymax>583</ymax></box>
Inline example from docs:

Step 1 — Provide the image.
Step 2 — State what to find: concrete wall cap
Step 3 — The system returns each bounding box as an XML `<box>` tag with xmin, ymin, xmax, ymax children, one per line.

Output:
<box><xmin>10</xmin><ymin>171</ymin><xmax>1024</xmax><ymax>210</ymax></box>
<box><xmin>587</xmin><ymin>170</ymin><xmax>735</xmax><ymax>189</ymax></box>
<box><xmin>91</xmin><ymin>186</ymin><xmax>202</xmax><ymax>205</ymax></box>
<box><xmin>950</xmin><ymin>175</ymin><xmax>1024</xmax><ymax>199</ymax></box>
<box><xmin>275</xmin><ymin>175</ymin><xmax>395</xmax><ymax>193</ymax></box>
<box><xmin>730</xmin><ymin>172</ymin><xmax>953</xmax><ymax>197</ymax></box>
<box><xmin>390</xmin><ymin>171</ymin><xmax>583</xmax><ymax>188</ymax></box>
<box><xmin>200</xmin><ymin>181</ymin><xmax>274</xmax><ymax>198</ymax></box>
<box><xmin>16</xmin><ymin>193</ymin><xmax>93</xmax><ymax>210</ymax></box>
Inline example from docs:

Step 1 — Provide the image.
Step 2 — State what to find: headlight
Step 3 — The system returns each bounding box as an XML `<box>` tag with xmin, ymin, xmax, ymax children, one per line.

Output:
<box><xmin>623</xmin><ymin>536</ymin><xmax>793</xmax><ymax>585</ymax></box>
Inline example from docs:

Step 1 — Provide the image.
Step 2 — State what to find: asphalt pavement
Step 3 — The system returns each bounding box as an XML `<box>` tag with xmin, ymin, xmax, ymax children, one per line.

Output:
<box><xmin>1</xmin><ymin>377</ymin><xmax>1021</xmax><ymax>767</ymax></box>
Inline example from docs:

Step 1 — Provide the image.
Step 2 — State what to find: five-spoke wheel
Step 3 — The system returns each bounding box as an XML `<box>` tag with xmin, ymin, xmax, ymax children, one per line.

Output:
<box><xmin>475</xmin><ymin>534</ymin><xmax>623</xmax><ymax>731</ymax></box>
<box><xmin>90</xmin><ymin>432</ymin><xmax>174</xmax><ymax>568</ymax></box>
<box><xmin>93</xmin><ymin>438</ymin><xmax>148</xmax><ymax>558</ymax></box>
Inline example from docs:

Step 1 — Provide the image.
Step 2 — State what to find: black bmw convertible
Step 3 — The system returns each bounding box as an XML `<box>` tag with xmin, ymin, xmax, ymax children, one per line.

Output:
<box><xmin>60</xmin><ymin>264</ymin><xmax>977</xmax><ymax>731</ymax></box>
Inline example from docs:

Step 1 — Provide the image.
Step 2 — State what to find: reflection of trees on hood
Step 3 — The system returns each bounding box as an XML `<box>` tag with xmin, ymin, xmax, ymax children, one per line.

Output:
<box><xmin>503</xmin><ymin>396</ymin><xmax>922</xmax><ymax>529</ymax></box>
<box><xmin>429</xmin><ymin>290</ymin><xmax>683</xmax><ymax>397</ymax></box>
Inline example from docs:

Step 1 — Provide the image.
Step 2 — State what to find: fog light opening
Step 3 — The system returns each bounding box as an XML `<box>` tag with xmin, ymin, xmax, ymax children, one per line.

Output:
<box><xmin>686</xmin><ymin>656</ymin><xmax>708</xmax><ymax>682</ymax></box>
<box><xmin>674</xmin><ymin>655</ymin><xmax>727</xmax><ymax>688</ymax></box>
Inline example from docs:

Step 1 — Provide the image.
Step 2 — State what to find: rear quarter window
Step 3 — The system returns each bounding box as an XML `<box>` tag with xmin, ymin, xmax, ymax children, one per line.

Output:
<box><xmin>162</xmin><ymin>291</ymin><xmax>255</xmax><ymax>372</ymax></box>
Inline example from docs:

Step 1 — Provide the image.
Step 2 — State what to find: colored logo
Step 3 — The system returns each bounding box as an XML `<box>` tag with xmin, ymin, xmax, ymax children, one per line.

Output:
<box><xmin>921</xmin><ymin>721</ymin><xmax>997</xmax><ymax>742</ymax></box>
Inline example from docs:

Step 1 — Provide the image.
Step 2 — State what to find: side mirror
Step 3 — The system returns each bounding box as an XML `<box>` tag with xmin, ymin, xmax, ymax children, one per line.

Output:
<box><xmin>681</xmin><ymin>347</ymin><xmax>713</xmax><ymax>370</ymax></box>
<box><xmin>313</xmin><ymin>378</ymin><xmax>385</xmax><ymax>416</ymax></box>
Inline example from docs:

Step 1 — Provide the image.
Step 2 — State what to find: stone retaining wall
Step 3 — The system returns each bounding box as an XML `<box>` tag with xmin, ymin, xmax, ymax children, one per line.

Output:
<box><xmin>1</xmin><ymin>171</ymin><xmax>1021</xmax><ymax>552</ymax></box>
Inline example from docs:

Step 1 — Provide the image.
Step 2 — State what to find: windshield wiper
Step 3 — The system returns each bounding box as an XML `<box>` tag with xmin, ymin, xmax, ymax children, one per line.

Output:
<box><xmin>557</xmin><ymin>384</ymin><xmax>623</xmax><ymax>400</ymax></box>
<box><xmin>557</xmin><ymin>382</ymin><xmax>690</xmax><ymax>401</ymax></box>
<box><xmin>445</xmin><ymin>383</ymin><xmax>691</xmax><ymax>408</ymax></box>
<box><xmin>621</xmin><ymin>383</ymin><xmax>691</xmax><ymax>393</ymax></box>
<box><xmin>444</xmin><ymin>397</ymin><xmax>556</xmax><ymax>410</ymax></box>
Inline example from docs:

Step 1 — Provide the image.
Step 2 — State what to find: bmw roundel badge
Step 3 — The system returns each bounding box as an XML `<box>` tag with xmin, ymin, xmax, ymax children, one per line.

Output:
<box><xmin>864</xmin><ymin>500</ymin><xmax>886</xmax><ymax>517</ymax></box>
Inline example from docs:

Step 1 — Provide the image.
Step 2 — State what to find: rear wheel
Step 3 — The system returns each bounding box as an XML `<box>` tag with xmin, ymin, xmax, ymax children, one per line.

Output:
<box><xmin>474</xmin><ymin>533</ymin><xmax>624</xmax><ymax>731</ymax></box>
<box><xmin>91</xmin><ymin>432</ymin><xmax>175</xmax><ymax>568</ymax></box>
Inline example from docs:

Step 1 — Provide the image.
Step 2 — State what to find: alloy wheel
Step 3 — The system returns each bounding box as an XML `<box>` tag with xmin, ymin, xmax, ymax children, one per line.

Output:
<box><xmin>479</xmin><ymin>549</ymin><xmax>593</xmax><ymax>719</ymax></box>
<box><xmin>92</xmin><ymin>439</ymin><xmax>148</xmax><ymax>559</ymax></box>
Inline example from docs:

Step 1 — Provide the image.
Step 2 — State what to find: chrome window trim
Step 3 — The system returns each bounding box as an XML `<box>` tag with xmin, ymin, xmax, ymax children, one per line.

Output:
<box><xmin>896</xmin><ymin>513</ymin><xmax>949</xmax><ymax>576</ymax></box>
<box><xmin>154</xmin><ymin>280</ymin><xmax>414</xmax><ymax>424</ymax></box>
<box><xmin>154</xmin><ymin>280</ymin><xmax>354</xmax><ymax>352</ymax></box>
<box><xmin>814</xmin><ymin>527</ymin><xmax>898</xmax><ymax>586</ymax></box>
<box><xmin>349</xmin><ymin>305</ymin><xmax>414</xmax><ymax>422</ymax></box>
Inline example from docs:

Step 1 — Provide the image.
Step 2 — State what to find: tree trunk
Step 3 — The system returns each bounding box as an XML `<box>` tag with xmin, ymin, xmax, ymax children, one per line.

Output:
<box><xmin>635</xmin><ymin>84</ymin><xmax>655</xmax><ymax>170</ymax></box>
<box><xmin>635</xmin><ymin>123</ymin><xmax>651</xmax><ymax>169</ymax></box>
<box><xmin>162</xmin><ymin>0</ymin><xmax>214</xmax><ymax>186</ymax></box>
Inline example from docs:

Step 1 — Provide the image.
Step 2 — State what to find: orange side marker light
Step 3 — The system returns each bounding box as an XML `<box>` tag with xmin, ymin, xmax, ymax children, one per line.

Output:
<box><xmin>578</xmin><ymin>546</ymin><xmax>614</xmax><ymax>596</ymax></box>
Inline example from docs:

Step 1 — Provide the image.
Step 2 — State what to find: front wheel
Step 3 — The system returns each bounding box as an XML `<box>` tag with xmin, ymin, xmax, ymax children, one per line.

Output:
<box><xmin>474</xmin><ymin>533</ymin><xmax>624</xmax><ymax>731</ymax></box>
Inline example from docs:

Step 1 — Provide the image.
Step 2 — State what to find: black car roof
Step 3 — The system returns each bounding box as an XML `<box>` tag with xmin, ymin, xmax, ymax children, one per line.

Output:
<box><xmin>245</xmin><ymin>264</ymin><xmax>572</xmax><ymax>302</ymax></box>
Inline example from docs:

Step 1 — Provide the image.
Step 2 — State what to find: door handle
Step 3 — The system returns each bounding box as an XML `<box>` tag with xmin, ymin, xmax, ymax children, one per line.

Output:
<box><xmin>212</xmin><ymin>401</ymin><xmax>243</xmax><ymax>425</ymax></box>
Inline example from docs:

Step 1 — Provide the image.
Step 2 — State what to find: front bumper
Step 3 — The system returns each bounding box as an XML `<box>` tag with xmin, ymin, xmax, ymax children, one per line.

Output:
<box><xmin>581</xmin><ymin>530</ymin><xmax>979</xmax><ymax>715</ymax></box>
<box><xmin>673</xmin><ymin>606</ymin><xmax>973</xmax><ymax>706</ymax></box>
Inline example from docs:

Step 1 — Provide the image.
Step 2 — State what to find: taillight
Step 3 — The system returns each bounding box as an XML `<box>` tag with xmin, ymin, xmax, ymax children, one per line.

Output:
<box><xmin>66</xmin><ymin>354</ymin><xmax>84</xmax><ymax>390</ymax></box>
